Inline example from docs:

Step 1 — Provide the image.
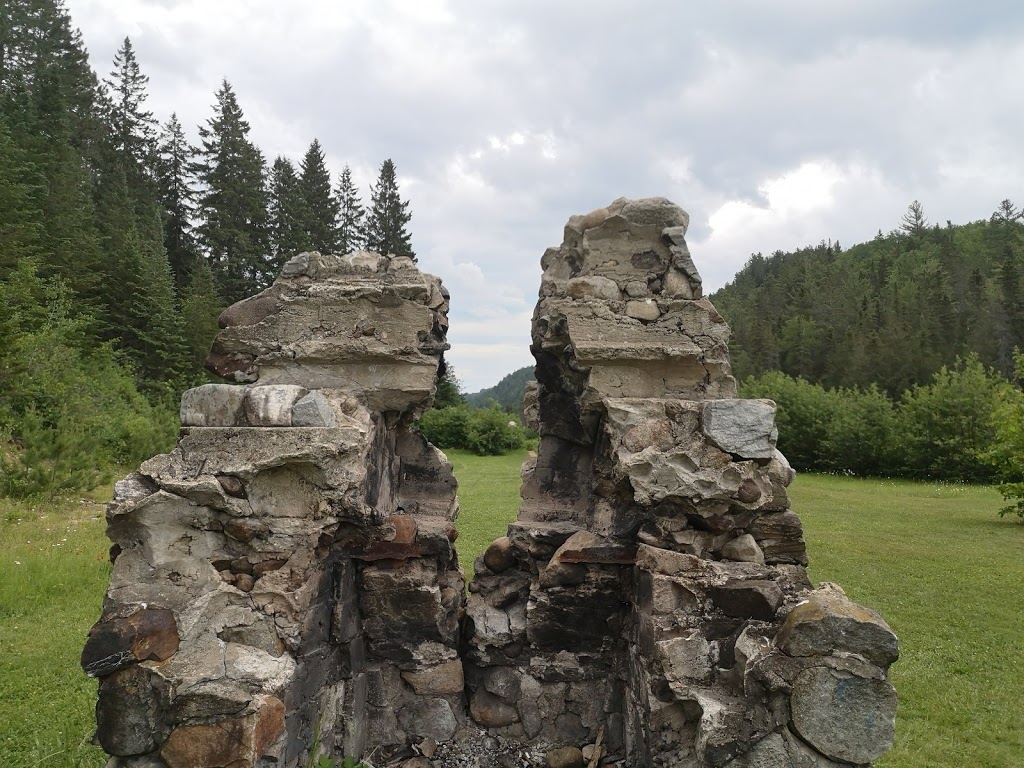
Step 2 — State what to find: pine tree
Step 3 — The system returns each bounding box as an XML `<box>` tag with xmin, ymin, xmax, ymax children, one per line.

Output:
<box><xmin>992</xmin><ymin>199</ymin><xmax>1020</xmax><ymax>225</ymax></box>
<box><xmin>268</xmin><ymin>155</ymin><xmax>309</xmax><ymax>267</ymax></box>
<box><xmin>194</xmin><ymin>79</ymin><xmax>272</xmax><ymax>304</ymax></box>
<box><xmin>900</xmin><ymin>200</ymin><xmax>928</xmax><ymax>238</ymax></box>
<box><xmin>298</xmin><ymin>138</ymin><xmax>339</xmax><ymax>252</ymax></box>
<box><xmin>94</xmin><ymin>161</ymin><xmax>189</xmax><ymax>387</ymax></box>
<box><xmin>366</xmin><ymin>158</ymin><xmax>415</xmax><ymax>259</ymax></box>
<box><xmin>155</xmin><ymin>113</ymin><xmax>198</xmax><ymax>287</ymax></box>
<box><xmin>103</xmin><ymin>37</ymin><xmax>156</xmax><ymax>174</ymax></box>
<box><xmin>336</xmin><ymin>164</ymin><xmax>365</xmax><ymax>254</ymax></box>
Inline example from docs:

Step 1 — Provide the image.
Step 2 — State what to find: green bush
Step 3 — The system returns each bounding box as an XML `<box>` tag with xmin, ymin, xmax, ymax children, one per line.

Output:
<box><xmin>742</xmin><ymin>356</ymin><xmax>1012</xmax><ymax>483</ymax></box>
<box><xmin>418</xmin><ymin>405</ymin><xmax>471</xmax><ymax>450</ymax></box>
<box><xmin>467</xmin><ymin>406</ymin><xmax>525</xmax><ymax>456</ymax></box>
<box><xmin>0</xmin><ymin>262</ymin><xmax>178</xmax><ymax>497</ymax></box>
<box><xmin>897</xmin><ymin>355</ymin><xmax>1008</xmax><ymax>483</ymax></box>
<box><xmin>985</xmin><ymin>352</ymin><xmax>1024</xmax><ymax>518</ymax></box>
<box><xmin>820</xmin><ymin>385</ymin><xmax>898</xmax><ymax>477</ymax></box>
<box><xmin>418</xmin><ymin>404</ymin><xmax>526</xmax><ymax>456</ymax></box>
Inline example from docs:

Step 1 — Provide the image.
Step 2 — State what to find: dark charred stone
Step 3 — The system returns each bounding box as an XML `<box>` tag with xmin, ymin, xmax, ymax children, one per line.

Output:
<box><xmin>749</xmin><ymin>510</ymin><xmax>808</xmax><ymax>565</ymax></box>
<box><xmin>217</xmin><ymin>293</ymin><xmax>280</xmax><ymax>329</ymax></box>
<box><xmin>557</xmin><ymin>542</ymin><xmax>637</xmax><ymax>565</ymax></box>
<box><xmin>250</xmin><ymin>558</ymin><xmax>289</xmax><ymax>579</ymax></box>
<box><xmin>223</xmin><ymin>517</ymin><xmax>262</xmax><ymax>543</ymax></box>
<box><xmin>216</xmin><ymin>474</ymin><xmax>247</xmax><ymax>498</ymax></box>
<box><xmin>82</xmin><ymin>608</ymin><xmax>179</xmax><ymax>678</ymax></box>
<box><xmin>483</xmin><ymin>536</ymin><xmax>516</xmax><ymax>573</ymax></box>
<box><xmin>95</xmin><ymin>666</ymin><xmax>169</xmax><ymax>756</ymax></box>
<box><xmin>709</xmin><ymin>580</ymin><xmax>783</xmax><ymax>620</ymax></box>
<box><xmin>234</xmin><ymin>573</ymin><xmax>255</xmax><ymax>592</ymax></box>
<box><xmin>203</xmin><ymin>351</ymin><xmax>257</xmax><ymax>382</ymax></box>
<box><xmin>526</xmin><ymin>587</ymin><xmax>628</xmax><ymax>653</ymax></box>
<box><xmin>736</xmin><ymin>479</ymin><xmax>761</xmax><ymax>504</ymax></box>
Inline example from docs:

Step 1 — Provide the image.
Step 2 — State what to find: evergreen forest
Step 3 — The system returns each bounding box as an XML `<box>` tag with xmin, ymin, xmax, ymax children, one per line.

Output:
<box><xmin>0</xmin><ymin>1</ymin><xmax>416</xmax><ymax>496</ymax></box>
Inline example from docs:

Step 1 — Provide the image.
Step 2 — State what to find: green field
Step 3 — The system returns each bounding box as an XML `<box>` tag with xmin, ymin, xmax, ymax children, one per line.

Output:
<box><xmin>1</xmin><ymin>455</ymin><xmax>1021</xmax><ymax>767</ymax></box>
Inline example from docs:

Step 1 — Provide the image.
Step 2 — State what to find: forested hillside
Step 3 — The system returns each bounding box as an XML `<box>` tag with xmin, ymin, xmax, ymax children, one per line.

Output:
<box><xmin>711</xmin><ymin>201</ymin><xmax>1024</xmax><ymax>395</ymax></box>
<box><xmin>465</xmin><ymin>365</ymin><xmax>535</xmax><ymax>412</ymax></box>
<box><xmin>0</xmin><ymin>1</ymin><xmax>415</xmax><ymax>496</ymax></box>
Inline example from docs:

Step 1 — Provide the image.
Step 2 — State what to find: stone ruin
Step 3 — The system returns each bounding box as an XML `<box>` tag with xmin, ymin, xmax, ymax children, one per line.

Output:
<box><xmin>82</xmin><ymin>199</ymin><xmax>899</xmax><ymax>768</ymax></box>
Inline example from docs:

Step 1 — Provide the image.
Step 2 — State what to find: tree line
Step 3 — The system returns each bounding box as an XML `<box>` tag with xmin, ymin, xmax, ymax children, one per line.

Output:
<box><xmin>711</xmin><ymin>200</ymin><xmax>1024</xmax><ymax>395</ymax></box>
<box><xmin>0</xmin><ymin>0</ymin><xmax>415</xmax><ymax>496</ymax></box>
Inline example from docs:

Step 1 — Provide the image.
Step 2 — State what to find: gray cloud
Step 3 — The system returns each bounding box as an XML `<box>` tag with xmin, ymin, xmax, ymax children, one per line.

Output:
<box><xmin>72</xmin><ymin>0</ymin><xmax>1024</xmax><ymax>389</ymax></box>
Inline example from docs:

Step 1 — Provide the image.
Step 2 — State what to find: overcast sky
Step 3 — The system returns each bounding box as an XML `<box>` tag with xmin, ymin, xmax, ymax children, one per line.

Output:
<box><xmin>71</xmin><ymin>0</ymin><xmax>1024</xmax><ymax>391</ymax></box>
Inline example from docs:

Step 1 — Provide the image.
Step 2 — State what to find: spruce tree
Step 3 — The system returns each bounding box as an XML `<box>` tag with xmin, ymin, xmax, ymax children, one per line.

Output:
<box><xmin>366</xmin><ymin>158</ymin><xmax>414</xmax><ymax>259</ymax></box>
<box><xmin>194</xmin><ymin>79</ymin><xmax>272</xmax><ymax>303</ymax></box>
<box><xmin>104</xmin><ymin>37</ymin><xmax>156</xmax><ymax>175</ymax></box>
<box><xmin>156</xmin><ymin>113</ymin><xmax>198</xmax><ymax>287</ymax></box>
<box><xmin>336</xmin><ymin>164</ymin><xmax>366</xmax><ymax>254</ymax></box>
<box><xmin>298</xmin><ymin>138</ymin><xmax>339</xmax><ymax>252</ymax></box>
<box><xmin>94</xmin><ymin>161</ymin><xmax>189</xmax><ymax>387</ymax></box>
<box><xmin>992</xmin><ymin>199</ymin><xmax>1021</xmax><ymax>225</ymax></box>
<box><xmin>269</xmin><ymin>155</ymin><xmax>310</xmax><ymax>267</ymax></box>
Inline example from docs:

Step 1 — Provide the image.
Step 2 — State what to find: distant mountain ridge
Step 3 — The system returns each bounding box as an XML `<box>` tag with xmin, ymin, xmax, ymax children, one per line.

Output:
<box><xmin>465</xmin><ymin>366</ymin><xmax>535</xmax><ymax>413</ymax></box>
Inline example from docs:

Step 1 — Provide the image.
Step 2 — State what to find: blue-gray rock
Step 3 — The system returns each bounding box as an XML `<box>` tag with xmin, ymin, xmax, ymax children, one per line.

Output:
<box><xmin>790</xmin><ymin>666</ymin><xmax>897</xmax><ymax>764</ymax></box>
<box><xmin>702</xmin><ymin>399</ymin><xmax>778</xmax><ymax>459</ymax></box>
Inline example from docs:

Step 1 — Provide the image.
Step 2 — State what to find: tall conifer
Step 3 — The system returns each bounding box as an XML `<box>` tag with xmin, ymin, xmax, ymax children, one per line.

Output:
<box><xmin>336</xmin><ymin>164</ymin><xmax>366</xmax><ymax>254</ymax></box>
<box><xmin>366</xmin><ymin>158</ymin><xmax>414</xmax><ymax>260</ymax></box>
<box><xmin>156</xmin><ymin>113</ymin><xmax>198</xmax><ymax>287</ymax></box>
<box><xmin>194</xmin><ymin>80</ymin><xmax>272</xmax><ymax>303</ymax></box>
<box><xmin>298</xmin><ymin>138</ymin><xmax>339</xmax><ymax>253</ymax></box>
<box><xmin>269</xmin><ymin>155</ymin><xmax>309</xmax><ymax>267</ymax></box>
<box><xmin>104</xmin><ymin>37</ymin><xmax>156</xmax><ymax>176</ymax></box>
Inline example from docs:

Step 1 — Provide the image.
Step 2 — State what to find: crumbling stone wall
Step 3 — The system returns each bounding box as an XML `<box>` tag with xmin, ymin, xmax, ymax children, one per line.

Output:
<box><xmin>83</xmin><ymin>252</ymin><xmax>468</xmax><ymax>767</ymax></box>
<box><xmin>463</xmin><ymin>199</ymin><xmax>897</xmax><ymax>766</ymax></box>
<box><xmin>84</xmin><ymin>201</ymin><xmax>898</xmax><ymax>768</ymax></box>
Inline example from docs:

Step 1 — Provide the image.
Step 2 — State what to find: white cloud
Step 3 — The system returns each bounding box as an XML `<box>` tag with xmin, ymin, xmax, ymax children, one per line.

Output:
<box><xmin>68</xmin><ymin>0</ymin><xmax>1024</xmax><ymax>389</ymax></box>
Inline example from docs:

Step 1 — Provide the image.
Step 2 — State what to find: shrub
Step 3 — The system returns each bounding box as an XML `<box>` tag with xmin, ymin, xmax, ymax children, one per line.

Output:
<box><xmin>467</xmin><ymin>406</ymin><xmax>525</xmax><ymax>456</ymax></box>
<box><xmin>418</xmin><ymin>405</ymin><xmax>471</xmax><ymax>450</ymax></box>
<box><xmin>985</xmin><ymin>353</ymin><xmax>1024</xmax><ymax>518</ymax></box>
<box><xmin>0</xmin><ymin>263</ymin><xmax>178</xmax><ymax>497</ymax></box>
<box><xmin>820</xmin><ymin>385</ymin><xmax>898</xmax><ymax>476</ymax></box>
<box><xmin>896</xmin><ymin>355</ymin><xmax>1008</xmax><ymax>483</ymax></box>
<box><xmin>417</xmin><ymin>404</ymin><xmax>526</xmax><ymax>456</ymax></box>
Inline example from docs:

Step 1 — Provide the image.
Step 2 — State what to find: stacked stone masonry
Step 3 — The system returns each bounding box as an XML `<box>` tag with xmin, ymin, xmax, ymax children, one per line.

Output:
<box><xmin>84</xmin><ymin>201</ymin><xmax>898</xmax><ymax>768</ymax></box>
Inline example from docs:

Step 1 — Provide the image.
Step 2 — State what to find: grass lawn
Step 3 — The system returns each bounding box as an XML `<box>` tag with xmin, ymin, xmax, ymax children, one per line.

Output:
<box><xmin>792</xmin><ymin>475</ymin><xmax>1024</xmax><ymax>768</ymax></box>
<box><xmin>0</xmin><ymin>488</ymin><xmax>112</xmax><ymax>768</ymax></box>
<box><xmin>446</xmin><ymin>449</ymin><xmax>530</xmax><ymax>581</ymax></box>
<box><xmin>2</xmin><ymin>454</ymin><xmax>1021</xmax><ymax>767</ymax></box>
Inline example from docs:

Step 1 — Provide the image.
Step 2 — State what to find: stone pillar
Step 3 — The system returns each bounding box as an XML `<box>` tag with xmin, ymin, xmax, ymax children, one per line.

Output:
<box><xmin>465</xmin><ymin>198</ymin><xmax>898</xmax><ymax>767</ymax></box>
<box><xmin>82</xmin><ymin>251</ymin><xmax>466</xmax><ymax>767</ymax></box>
